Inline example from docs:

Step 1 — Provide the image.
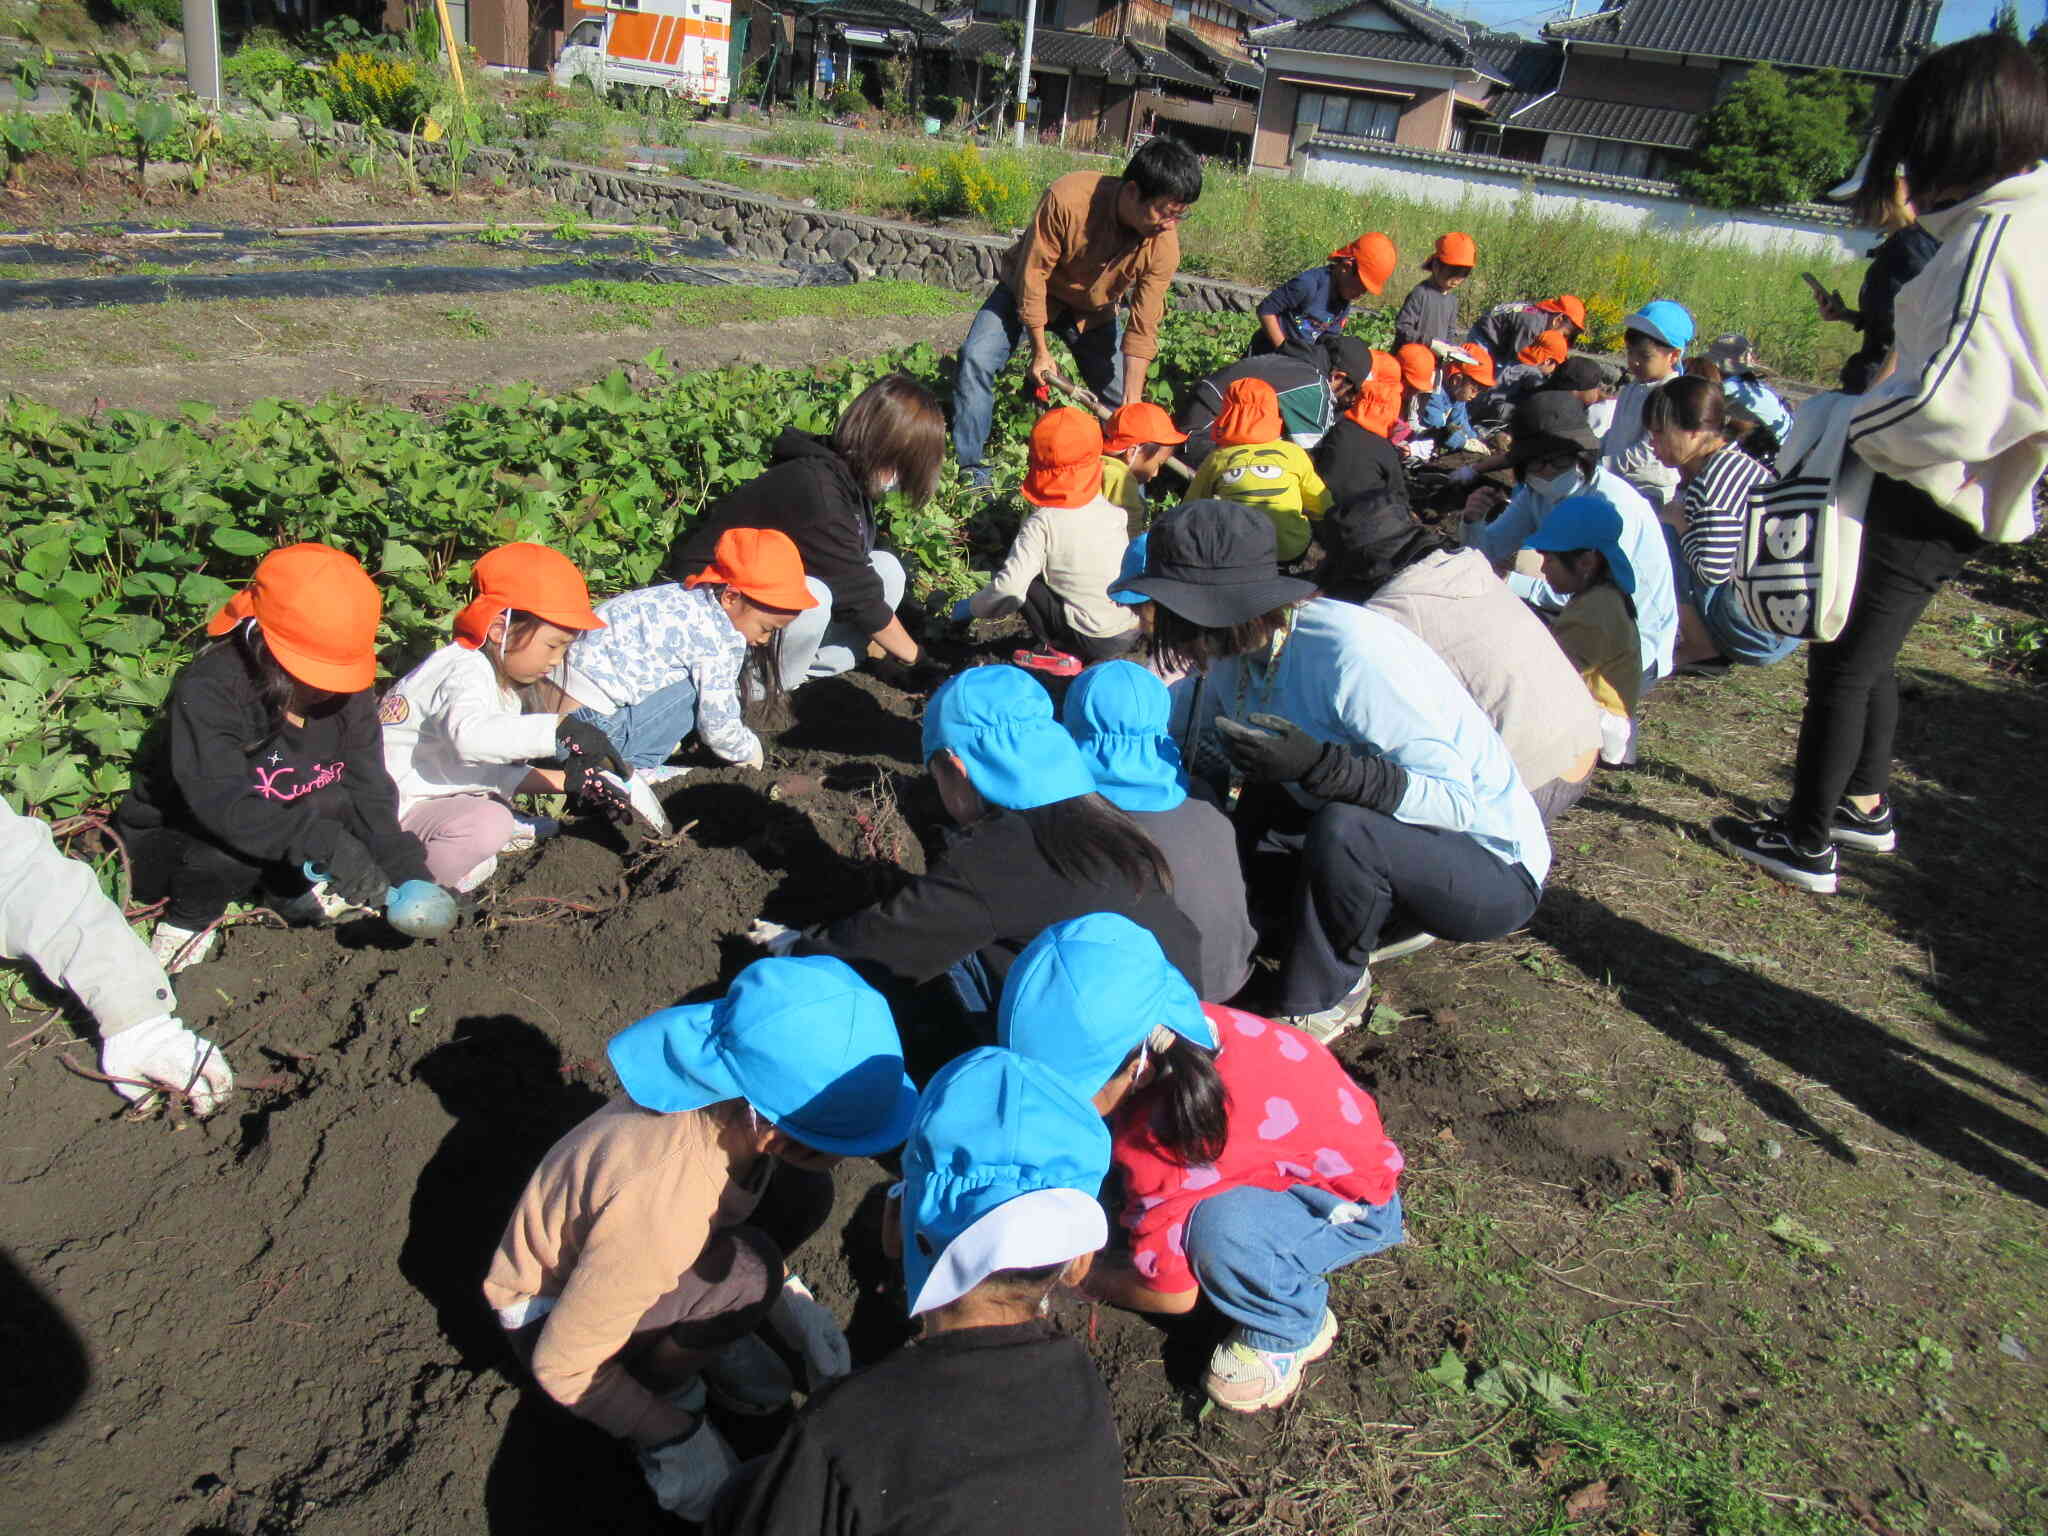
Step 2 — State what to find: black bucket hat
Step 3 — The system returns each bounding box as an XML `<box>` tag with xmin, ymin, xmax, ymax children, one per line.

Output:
<box><xmin>1503</xmin><ymin>390</ymin><xmax>1602</xmax><ymax>466</ymax></box>
<box><xmin>1542</xmin><ymin>355</ymin><xmax>1607</xmax><ymax>393</ymax></box>
<box><xmin>1111</xmin><ymin>500</ymin><xmax>1317</xmax><ymax>629</ymax></box>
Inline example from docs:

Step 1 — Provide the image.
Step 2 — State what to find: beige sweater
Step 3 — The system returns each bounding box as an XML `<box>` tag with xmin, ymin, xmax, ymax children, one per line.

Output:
<box><xmin>482</xmin><ymin>1097</ymin><xmax>767</xmax><ymax>1442</ymax></box>
<box><xmin>969</xmin><ymin>495</ymin><xmax>1140</xmax><ymax>641</ymax></box>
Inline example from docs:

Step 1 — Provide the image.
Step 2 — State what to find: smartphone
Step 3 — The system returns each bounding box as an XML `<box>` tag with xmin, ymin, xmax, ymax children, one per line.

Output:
<box><xmin>1801</xmin><ymin>271</ymin><xmax>1834</xmax><ymax>302</ymax></box>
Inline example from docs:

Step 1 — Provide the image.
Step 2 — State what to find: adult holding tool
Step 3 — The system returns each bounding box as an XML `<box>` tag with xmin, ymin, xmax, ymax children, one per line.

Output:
<box><xmin>952</xmin><ymin>137</ymin><xmax>1204</xmax><ymax>489</ymax></box>
<box><xmin>113</xmin><ymin>542</ymin><xmax>435</xmax><ymax>974</ymax></box>
<box><xmin>1</xmin><ymin>797</ymin><xmax>234</xmax><ymax>1115</ymax></box>
<box><xmin>485</xmin><ymin>955</ymin><xmax>920</xmax><ymax>1524</ymax></box>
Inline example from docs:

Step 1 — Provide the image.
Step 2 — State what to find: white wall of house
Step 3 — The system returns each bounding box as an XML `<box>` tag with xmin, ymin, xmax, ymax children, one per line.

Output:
<box><xmin>1300</xmin><ymin>139</ymin><xmax>1867</xmax><ymax>260</ymax></box>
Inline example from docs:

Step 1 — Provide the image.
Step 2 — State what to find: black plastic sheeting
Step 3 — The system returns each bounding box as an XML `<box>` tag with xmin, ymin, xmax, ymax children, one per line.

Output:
<box><xmin>0</xmin><ymin>255</ymin><xmax>855</xmax><ymax>312</ymax></box>
<box><xmin>0</xmin><ymin>225</ymin><xmax>733</xmax><ymax>269</ymax></box>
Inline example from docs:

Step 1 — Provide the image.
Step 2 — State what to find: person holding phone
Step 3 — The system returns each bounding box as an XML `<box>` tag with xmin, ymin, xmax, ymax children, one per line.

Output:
<box><xmin>1806</xmin><ymin>181</ymin><xmax>1939</xmax><ymax>395</ymax></box>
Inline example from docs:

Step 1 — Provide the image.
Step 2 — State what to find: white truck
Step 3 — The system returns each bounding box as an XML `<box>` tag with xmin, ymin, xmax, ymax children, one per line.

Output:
<box><xmin>552</xmin><ymin>0</ymin><xmax>733</xmax><ymax>106</ymax></box>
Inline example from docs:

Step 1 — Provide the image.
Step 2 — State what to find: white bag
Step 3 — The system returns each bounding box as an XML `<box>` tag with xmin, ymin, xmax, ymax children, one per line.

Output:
<box><xmin>1736</xmin><ymin>393</ymin><xmax>1872</xmax><ymax>642</ymax></box>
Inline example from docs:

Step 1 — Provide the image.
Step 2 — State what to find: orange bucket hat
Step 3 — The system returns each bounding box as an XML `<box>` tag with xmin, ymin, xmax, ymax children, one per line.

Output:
<box><xmin>1344</xmin><ymin>351</ymin><xmax>1405</xmax><ymax>439</ymax></box>
<box><xmin>1394</xmin><ymin>343</ymin><xmax>1438</xmax><ymax>393</ymax></box>
<box><xmin>684</xmin><ymin>526</ymin><xmax>819</xmax><ymax>611</ymax></box>
<box><xmin>1022</xmin><ymin>407</ymin><xmax>1107</xmax><ymax>508</ymax></box>
<box><xmin>453</xmin><ymin>542</ymin><xmax>605</xmax><ymax>650</ymax></box>
<box><xmin>1103</xmin><ymin>401</ymin><xmax>1188</xmax><ymax>454</ymax></box>
<box><xmin>1535</xmin><ymin>294</ymin><xmax>1587</xmax><ymax>331</ymax></box>
<box><xmin>1211</xmin><ymin>378</ymin><xmax>1284</xmax><ymax>447</ymax></box>
<box><xmin>1431</xmin><ymin>231</ymin><xmax>1477</xmax><ymax>268</ymax></box>
<box><xmin>1329</xmin><ymin>232</ymin><xmax>1398</xmax><ymax>296</ymax></box>
<box><xmin>1518</xmin><ymin>330</ymin><xmax>1571</xmax><ymax>368</ymax></box>
<box><xmin>1447</xmin><ymin>350</ymin><xmax>1498</xmax><ymax>389</ymax></box>
<box><xmin>206</xmin><ymin>542</ymin><xmax>381</xmax><ymax>694</ymax></box>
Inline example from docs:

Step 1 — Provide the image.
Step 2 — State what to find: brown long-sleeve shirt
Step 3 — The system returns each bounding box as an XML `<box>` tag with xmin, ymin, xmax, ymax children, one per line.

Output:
<box><xmin>1000</xmin><ymin>171</ymin><xmax>1180</xmax><ymax>362</ymax></box>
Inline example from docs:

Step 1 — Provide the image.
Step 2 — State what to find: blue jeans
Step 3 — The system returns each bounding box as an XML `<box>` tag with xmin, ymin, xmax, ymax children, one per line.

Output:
<box><xmin>778</xmin><ymin>551</ymin><xmax>908</xmax><ymax>688</ymax></box>
<box><xmin>570</xmin><ymin>677</ymin><xmax>699</xmax><ymax>771</ymax></box>
<box><xmin>1662</xmin><ymin>523</ymin><xmax>1800</xmax><ymax>667</ymax></box>
<box><xmin>1188</xmin><ymin>1185</ymin><xmax>1405</xmax><ymax>1352</ymax></box>
<box><xmin>952</xmin><ymin>283</ymin><xmax>1124</xmax><ymax>479</ymax></box>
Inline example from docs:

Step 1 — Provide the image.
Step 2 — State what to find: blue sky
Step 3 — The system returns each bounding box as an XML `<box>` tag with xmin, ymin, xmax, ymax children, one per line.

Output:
<box><xmin>1464</xmin><ymin>0</ymin><xmax>2043</xmax><ymax>43</ymax></box>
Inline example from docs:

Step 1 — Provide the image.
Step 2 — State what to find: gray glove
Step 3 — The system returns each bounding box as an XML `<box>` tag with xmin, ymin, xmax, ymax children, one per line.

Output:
<box><xmin>639</xmin><ymin>1420</ymin><xmax>739</xmax><ymax>1521</ymax></box>
<box><xmin>765</xmin><ymin>1274</ymin><xmax>851</xmax><ymax>1391</ymax></box>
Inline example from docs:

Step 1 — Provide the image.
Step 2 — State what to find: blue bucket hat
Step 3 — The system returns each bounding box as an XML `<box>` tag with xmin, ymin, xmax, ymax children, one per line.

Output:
<box><xmin>900</xmin><ymin>1046</ymin><xmax>1111</xmax><ymax>1316</ymax></box>
<box><xmin>1061</xmin><ymin>660</ymin><xmax>1188</xmax><ymax>813</ymax></box>
<box><xmin>607</xmin><ymin>955</ymin><xmax>919</xmax><ymax>1156</ymax></box>
<box><xmin>997</xmin><ymin>913</ymin><xmax>1216</xmax><ymax>1099</ymax></box>
<box><xmin>1110</xmin><ymin>533</ymin><xmax>1150</xmax><ymax>607</ymax></box>
<box><xmin>1525</xmin><ymin>492</ymin><xmax>1638</xmax><ymax>596</ymax></box>
<box><xmin>1724</xmin><ymin>376</ymin><xmax>1792</xmax><ymax>440</ymax></box>
<box><xmin>1622</xmin><ymin>299</ymin><xmax>1695</xmax><ymax>353</ymax></box>
<box><xmin>921</xmin><ymin>664</ymin><xmax>1099</xmax><ymax>811</ymax></box>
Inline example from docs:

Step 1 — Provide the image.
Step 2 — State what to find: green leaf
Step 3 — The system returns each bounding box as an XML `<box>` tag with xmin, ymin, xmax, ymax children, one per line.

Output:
<box><xmin>1365</xmin><ymin>1003</ymin><xmax>1403</xmax><ymax>1037</ymax></box>
<box><xmin>380</xmin><ymin>539</ymin><xmax>429</xmax><ymax>573</ymax></box>
<box><xmin>1422</xmin><ymin>1347</ymin><xmax>1469</xmax><ymax>1395</ymax></box>
<box><xmin>210</xmin><ymin>526</ymin><xmax>272</xmax><ymax>557</ymax></box>
<box><xmin>1764</xmin><ymin>1213</ymin><xmax>1834</xmax><ymax>1257</ymax></box>
<box><xmin>22</xmin><ymin>607</ymin><xmax>82</xmax><ymax>648</ymax></box>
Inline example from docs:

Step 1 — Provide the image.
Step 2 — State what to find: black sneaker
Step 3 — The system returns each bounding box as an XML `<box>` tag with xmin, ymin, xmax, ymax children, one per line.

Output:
<box><xmin>1710</xmin><ymin>816</ymin><xmax>1838</xmax><ymax>894</ymax></box>
<box><xmin>1761</xmin><ymin>796</ymin><xmax>1897</xmax><ymax>853</ymax></box>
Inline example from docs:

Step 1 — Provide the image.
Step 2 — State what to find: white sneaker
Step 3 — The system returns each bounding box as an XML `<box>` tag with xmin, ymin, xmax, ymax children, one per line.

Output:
<box><xmin>499</xmin><ymin>812</ymin><xmax>560</xmax><ymax>855</ymax></box>
<box><xmin>1283</xmin><ymin>969</ymin><xmax>1373</xmax><ymax>1045</ymax></box>
<box><xmin>1369</xmin><ymin>928</ymin><xmax>1437</xmax><ymax>964</ymax></box>
<box><xmin>635</xmin><ymin>765</ymin><xmax>693</xmax><ymax>788</ymax></box>
<box><xmin>149</xmin><ymin>922</ymin><xmax>217</xmax><ymax>974</ymax></box>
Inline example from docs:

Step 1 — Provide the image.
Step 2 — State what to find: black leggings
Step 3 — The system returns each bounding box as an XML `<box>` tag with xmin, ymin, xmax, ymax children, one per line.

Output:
<box><xmin>1785</xmin><ymin>475</ymin><xmax>1980</xmax><ymax>848</ymax></box>
<box><xmin>1020</xmin><ymin>577</ymin><xmax>1140</xmax><ymax>661</ymax></box>
<box><xmin>125</xmin><ymin>824</ymin><xmax>311</xmax><ymax>928</ymax></box>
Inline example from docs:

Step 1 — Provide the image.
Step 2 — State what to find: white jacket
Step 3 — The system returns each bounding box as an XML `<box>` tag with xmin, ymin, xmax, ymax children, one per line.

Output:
<box><xmin>0</xmin><ymin>797</ymin><xmax>173</xmax><ymax>1035</ymax></box>
<box><xmin>1850</xmin><ymin>162</ymin><xmax>2048</xmax><ymax>543</ymax></box>
<box><xmin>381</xmin><ymin>643</ymin><xmax>559</xmax><ymax>817</ymax></box>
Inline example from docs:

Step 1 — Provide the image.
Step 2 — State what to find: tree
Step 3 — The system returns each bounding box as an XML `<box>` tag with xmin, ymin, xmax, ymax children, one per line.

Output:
<box><xmin>2031</xmin><ymin>20</ymin><xmax>2048</xmax><ymax>80</ymax></box>
<box><xmin>1677</xmin><ymin>64</ymin><xmax>1872</xmax><ymax>210</ymax></box>
<box><xmin>1993</xmin><ymin>1</ymin><xmax>2021</xmax><ymax>37</ymax></box>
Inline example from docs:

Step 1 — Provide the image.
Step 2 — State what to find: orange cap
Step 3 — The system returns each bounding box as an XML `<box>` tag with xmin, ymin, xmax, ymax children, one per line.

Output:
<box><xmin>1447</xmin><ymin>350</ymin><xmax>1498</xmax><ymax>389</ymax></box>
<box><xmin>1395</xmin><ymin>342</ymin><xmax>1438</xmax><ymax>392</ymax></box>
<box><xmin>1344</xmin><ymin>351</ymin><xmax>1405</xmax><ymax>439</ymax></box>
<box><xmin>453</xmin><ymin>542</ymin><xmax>605</xmax><ymax>649</ymax></box>
<box><xmin>1329</xmin><ymin>231</ymin><xmax>1398</xmax><ymax>296</ymax></box>
<box><xmin>1103</xmin><ymin>401</ymin><xmax>1188</xmax><ymax>454</ymax></box>
<box><xmin>205</xmin><ymin>542</ymin><xmax>381</xmax><ymax>694</ymax></box>
<box><xmin>1536</xmin><ymin>294</ymin><xmax>1587</xmax><ymax>330</ymax></box>
<box><xmin>1432</xmin><ymin>231</ymin><xmax>1477</xmax><ymax>268</ymax></box>
<box><xmin>1518</xmin><ymin>330</ymin><xmax>1571</xmax><ymax>368</ymax></box>
<box><xmin>1211</xmin><ymin>378</ymin><xmax>1284</xmax><ymax>447</ymax></box>
<box><xmin>684</xmin><ymin>527</ymin><xmax>819</xmax><ymax>611</ymax></box>
<box><xmin>1021</xmin><ymin>407</ymin><xmax>1106</xmax><ymax>508</ymax></box>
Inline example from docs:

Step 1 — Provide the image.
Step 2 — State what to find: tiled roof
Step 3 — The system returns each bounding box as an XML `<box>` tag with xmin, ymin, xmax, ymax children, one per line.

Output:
<box><xmin>1128</xmin><ymin>38</ymin><xmax>1217</xmax><ymax>88</ymax></box>
<box><xmin>1167</xmin><ymin>23</ymin><xmax>1265</xmax><ymax>91</ymax></box>
<box><xmin>798</xmin><ymin>0</ymin><xmax>952</xmax><ymax>38</ymax></box>
<box><xmin>951</xmin><ymin>21</ymin><xmax>1225</xmax><ymax>89</ymax></box>
<box><xmin>1251</xmin><ymin>0</ymin><xmax>1491</xmax><ymax>70</ymax></box>
<box><xmin>1507</xmin><ymin>93</ymin><xmax>1699</xmax><ymax>149</ymax></box>
<box><xmin>1543</xmin><ymin>0</ymin><xmax>1937</xmax><ymax>77</ymax></box>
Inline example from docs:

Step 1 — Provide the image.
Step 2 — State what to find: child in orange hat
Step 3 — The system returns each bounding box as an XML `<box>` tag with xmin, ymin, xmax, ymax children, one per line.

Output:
<box><xmin>1393</xmin><ymin>231</ymin><xmax>1476</xmax><ymax>353</ymax></box>
<box><xmin>1466</xmin><ymin>293</ymin><xmax>1585</xmax><ymax>370</ymax></box>
<box><xmin>114</xmin><ymin>542</ymin><xmax>435</xmax><ymax>972</ymax></box>
<box><xmin>559</xmin><ymin>528</ymin><xmax>817</xmax><ymax>788</ymax></box>
<box><xmin>1099</xmin><ymin>401</ymin><xmax>1188</xmax><ymax>523</ymax></box>
<box><xmin>1183</xmin><ymin>378</ymin><xmax>1332</xmax><ymax>562</ymax></box>
<box><xmin>380</xmin><ymin>543</ymin><xmax>635</xmax><ymax>893</ymax></box>
<box><xmin>1251</xmin><ymin>232</ymin><xmax>1396</xmax><ymax>359</ymax></box>
<box><xmin>1391</xmin><ymin>342</ymin><xmax>1444</xmax><ymax>457</ymax></box>
<box><xmin>1415</xmin><ymin>347</ymin><xmax>1497</xmax><ymax>455</ymax></box>
<box><xmin>1312</xmin><ymin>338</ymin><xmax>1407</xmax><ymax>506</ymax></box>
<box><xmin>958</xmin><ymin>408</ymin><xmax>1141</xmax><ymax>676</ymax></box>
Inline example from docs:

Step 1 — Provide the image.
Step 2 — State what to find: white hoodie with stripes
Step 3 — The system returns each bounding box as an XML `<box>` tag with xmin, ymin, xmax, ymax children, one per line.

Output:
<box><xmin>1849</xmin><ymin>162</ymin><xmax>2048</xmax><ymax>544</ymax></box>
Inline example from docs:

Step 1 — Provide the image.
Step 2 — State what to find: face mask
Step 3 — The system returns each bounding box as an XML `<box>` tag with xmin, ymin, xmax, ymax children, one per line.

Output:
<box><xmin>1527</xmin><ymin>468</ymin><xmax>1580</xmax><ymax>502</ymax></box>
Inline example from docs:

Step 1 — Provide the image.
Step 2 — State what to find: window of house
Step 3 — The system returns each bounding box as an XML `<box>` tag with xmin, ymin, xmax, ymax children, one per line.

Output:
<box><xmin>1543</xmin><ymin>133</ymin><xmax>1652</xmax><ymax>179</ymax></box>
<box><xmin>1295</xmin><ymin>88</ymin><xmax>1400</xmax><ymax>141</ymax></box>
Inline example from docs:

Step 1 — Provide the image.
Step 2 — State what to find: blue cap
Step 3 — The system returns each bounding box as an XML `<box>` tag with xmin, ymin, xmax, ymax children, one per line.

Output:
<box><xmin>997</xmin><ymin>913</ymin><xmax>1216</xmax><ymax>1098</ymax></box>
<box><xmin>1110</xmin><ymin>533</ymin><xmax>1150</xmax><ymax>607</ymax></box>
<box><xmin>606</xmin><ymin>955</ymin><xmax>919</xmax><ymax>1156</ymax></box>
<box><xmin>1622</xmin><ymin>299</ymin><xmax>1695</xmax><ymax>353</ymax></box>
<box><xmin>1061</xmin><ymin>659</ymin><xmax>1188</xmax><ymax>813</ymax></box>
<box><xmin>921</xmin><ymin>665</ymin><xmax>1099</xmax><ymax>811</ymax></box>
<box><xmin>1525</xmin><ymin>492</ymin><xmax>1638</xmax><ymax>595</ymax></box>
<box><xmin>900</xmin><ymin>1046</ymin><xmax>1112</xmax><ymax>1315</ymax></box>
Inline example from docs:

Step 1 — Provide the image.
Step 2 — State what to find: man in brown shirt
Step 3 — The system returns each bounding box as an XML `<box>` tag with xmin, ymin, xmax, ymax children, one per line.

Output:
<box><xmin>954</xmin><ymin>136</ymin><xmax>1203</xmax><ymax>486</ymax></box>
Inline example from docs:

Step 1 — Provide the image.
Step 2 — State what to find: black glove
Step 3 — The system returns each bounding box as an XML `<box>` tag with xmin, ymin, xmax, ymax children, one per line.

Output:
<box><xmin>308</xmin><ymin>827</ymin><xmax>389</xmax><ymax>910</ymax></box>
<box><xmin>871</xmin><ymin>648</ymin><xmax>952</xmax><ymax>695</ymax></box>
<box><xmin>1214</xmin><ymin>713</ymin><xmax>1325</xmax><ymax>784</ymax></box>
<box><xmin>555</xmin><ymin>715</ymin><xmax>625</xmax><ymax>777</ymax></box>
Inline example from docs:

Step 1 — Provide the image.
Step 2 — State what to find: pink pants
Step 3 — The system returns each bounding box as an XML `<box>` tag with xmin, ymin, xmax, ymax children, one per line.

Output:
<box><xmin>401</xmin><ymin>795</ymin><xmax>518</xmax><ymax>890</ymax></box>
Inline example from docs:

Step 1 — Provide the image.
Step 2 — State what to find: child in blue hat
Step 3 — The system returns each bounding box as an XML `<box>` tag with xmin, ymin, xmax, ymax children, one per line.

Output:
<box><xmin>1525</xmin><ymin>493</ymin><xmax>1644</xmax><ymax>767</ymax></box>
<box><xmin>1062</xmin><ymin>659</ymin><xmax>1256</xmax><ymax>1000</ymax></box>
<box><xmin>483</xmin><ymin>955</ymin><xmax>918</xmax><ymax>1523</ymax></box>
<box><xmin>1603</xmin><ymin>298</ymin><xmax>1696</xmax><ymax>513</ymax></box>
<box><xmin>775</xmin><ymin>664</ymin><xmax>1203</xmax><ymax>1033</ymax></box>
<box><xmin>711</xmin><ymin>1047</ymin><xmax>1123</xmax><ymax>1535</ymax></box>
<box><xmin>997</xmin><ymin>913</ymin><xmax>1406</xmax><ymax>1413</ymax></box>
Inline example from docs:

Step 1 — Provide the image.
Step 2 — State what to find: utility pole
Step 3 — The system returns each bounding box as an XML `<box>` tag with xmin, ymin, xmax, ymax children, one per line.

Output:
<box><xmin>181</xmin><ymin>0</ymin><xmax>221</xmax><ymax>104</ymax></box>
<box><xmin>1014</xmin><ymin>0</ymin><xmax>1037</xmax><ymax>148</ymax></box>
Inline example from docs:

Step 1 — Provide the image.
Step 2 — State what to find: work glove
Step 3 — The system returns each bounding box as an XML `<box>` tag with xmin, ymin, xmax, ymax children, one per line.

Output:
<box><xmin>555</xmin><ymin>715</ymin><xmax>626</xmax><ymax>777</ymax></box>
<box><xmin>870</xmin><ymin>648</ymin><xmax>950</xmax><ymax>695</ymax></box>
<box><xmin>638</xmin><ymin>1420</ymin><xmax>739</xmax><ymax>1522</ymax></box>
<box><xmin>555</xmin><ymin>719</ymin><xmax>633</xmax><ymax>820</ymax></box>
<box><xmin>1448</xmin><ymin>464</ymin><xmax>1479</xmax><ymax>488</ymax></box>
<box><xmin>765</xmin><ymin>1273</ymin><xmax>852</xmax><ymax>1392</ymax></box>
<box><xmin>745</xmin><ymin>918</ymin><xmax>800</xmax><ymax>956</ymax></box>
<box><xmin>950</xmin><ymin>597</ymin><xmax>977</xmax><ymax>623</ymax></box>
<box><xmin>100</xmin><ymin>1014</ymin><xmax>235</xmax><ymax>1116</ymax></box>
<box><xmin>306</xmin><ymin>827</ymin><xmax>389</xmax><ymax>910</ymax></box>
<box><xmin>1214</xmin><ymin>713</ymin><xmax>1326</xmax><ymax>785</ymax></box>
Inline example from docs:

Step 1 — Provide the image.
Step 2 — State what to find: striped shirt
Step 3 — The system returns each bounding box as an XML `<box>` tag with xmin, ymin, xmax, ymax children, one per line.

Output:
<box><xmin>1679</xmin><ymin>445</ymin><xmax>1774</xmax><ymax>588</ymax></box>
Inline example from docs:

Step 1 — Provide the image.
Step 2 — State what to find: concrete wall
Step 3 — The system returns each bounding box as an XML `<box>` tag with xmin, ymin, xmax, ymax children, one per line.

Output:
<box><xmin>1299</xmin><ymin>137</ymin><xmax>1867</xmax><ymax>260</ymax></box>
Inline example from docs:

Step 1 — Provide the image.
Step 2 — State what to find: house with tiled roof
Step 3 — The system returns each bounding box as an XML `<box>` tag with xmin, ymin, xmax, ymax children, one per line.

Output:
<box><xmin>1507</xmin><ymin>0</ymin><xmax>1939</xmax><ymax>179</ymax></box>
<box><xmin>1245</xmin><ymin>0</ymin><xmax>1550</xmax><ymax>170</ymax></box>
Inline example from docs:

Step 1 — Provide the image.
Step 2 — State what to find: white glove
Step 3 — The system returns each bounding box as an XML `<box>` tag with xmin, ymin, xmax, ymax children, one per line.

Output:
<box><xmin>100</xmin><ymin>1014</ymin><xmax>234</xmax><ymax>1116</ymax></box>
<box><xmin>1448</xmin><ymin>464</ymin><xmax>1479</xmax><ymax>487</ymax></box>
<box><xmin>745</xmin><ymin>918</ymin><xmax>800</xmax><ymax>957</ymax></box>
<box><xmin>1403</xmin><ymin>439</ymin><xmax>1437</xmax><ymax>463</ymax></box>
<box><xmin>739</xmin><ymin>745</ymin><xmax>766</xmax><ymax>771</ymax></box>
<box><xmin>638</xmin><ymin>1420</ymin><xmax>739</xmax><ymax>1521</ymax></box>
<box><xmin>766</xmin><ymin>1273</ymin><xmax>851</xmax><ymax>1391</ymax></box>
